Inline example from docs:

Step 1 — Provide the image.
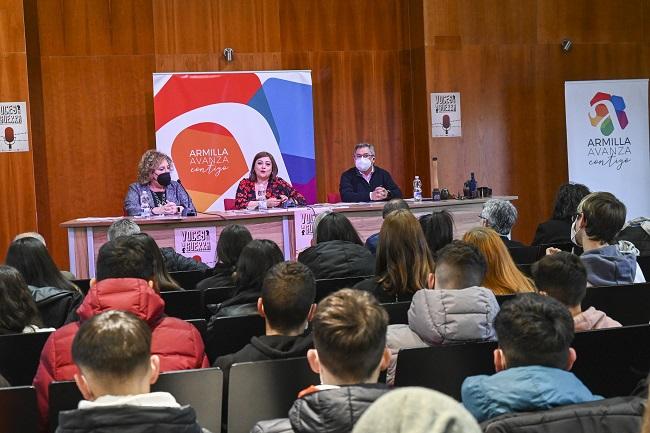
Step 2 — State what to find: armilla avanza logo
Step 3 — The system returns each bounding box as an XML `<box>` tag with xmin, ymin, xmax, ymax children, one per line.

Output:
<box><xmin>588</xmin><ymin>92</ymin><xmax>629</xmax><ymax>136</ymax></box>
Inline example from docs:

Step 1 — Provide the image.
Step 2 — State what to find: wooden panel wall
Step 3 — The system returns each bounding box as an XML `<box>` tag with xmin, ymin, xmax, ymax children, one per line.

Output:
<box><xmin>0</xmin><ymin>0</ymin><xmax>37</xmax><ymax>255</ymax></box>
<box><xmin>424</xmin><ymin>0</ymin><xmax>650</xmax><ymax>243</ymax></box>
<box><xmin>18</xmin><ymin>0</ymin><xmax>650</xmax><ymax>267</ymax></box>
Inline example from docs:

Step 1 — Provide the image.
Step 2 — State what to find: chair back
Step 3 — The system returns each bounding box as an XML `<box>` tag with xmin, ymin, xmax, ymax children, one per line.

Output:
<box><xmin>185</xmin><ymin>318</ymin><xmax>207</xmax><ymax>342</ymax></box>
<box><xmin>315</xmin><ymin>275</ymin><xmax>371</xmax><ymax>301</ymax></box>
<box><xmin>382</xmin><ymin>301</ymin><xmax>411</xmax><ymax>325</ymax></box>
<box><xmin>636</xmin><ymin>255</ymin><xmax>650</xmax><ymax>280</ymax></box>
<box><xmin>161</xmin><ymin>290</ymin><xmax>203</xmax><ymax>319</ymax></box>
<box><xmin>326</xmin><ymin>192</ymin><xmax>341</xmax><ymax>203</ymax></box>
<box><xmin>224</xmin><ymin>198</ymin><xmax>237</xmax><ymax>210</ymax></box>
<box><xmin>507</xmin><ymin>246</ymin><xmax>540</xmax><ymax>264</ymax></box>
<box><xmin>394</xmin><ymin>340</ymin><xmax>497</xmax><ymax>400</ymax></box>
<box><xmin>571</xmin><ymin>324</ymin><xmax>650</xmax><ymax>398</ymax></box>
<box><xmin>169</xmin><ymin>270</ymin><xmax>207</xmax><ymax>291</ymax></box>
<box><xmin>228</xmin><ymin>357</ymin><xmax>319</xmax><ymax>433</ymax></box>
<box><xmin>0</xmin><ymin>331</ymin><xmax>52</xmax><ymax>386</ymax></box>
<box><xmin>205</xmin><ymin>314</ymin><xmax>265</xmax><ymax>363</ymax></box>
<box><xmin>582</xmin><ymin>283</ymin><xmax>650</xmax><ymax>326</ymax></box>
<box><xmin>0</xmin><ymin>386</ymin><xmax>38</xmax><ymax>433</ymax></box>
<box><xmin>49</xmin><ymin>368</ymin><xmax>223</xmax><ymax>433</ymax></box>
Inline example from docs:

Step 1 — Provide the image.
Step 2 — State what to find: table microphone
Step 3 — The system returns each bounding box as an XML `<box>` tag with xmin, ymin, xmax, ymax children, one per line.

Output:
<box><xmin>176</xmin><ymin>179</ymin><xmax>197</xmax><ymax>216</ymax></box>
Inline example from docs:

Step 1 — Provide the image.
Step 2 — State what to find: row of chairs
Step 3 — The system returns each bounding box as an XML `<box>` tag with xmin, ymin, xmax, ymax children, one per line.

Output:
<box><xmin>4</xmin><ymin>324</ymin><xmax>648</xmax><ymax>433</ymax></box>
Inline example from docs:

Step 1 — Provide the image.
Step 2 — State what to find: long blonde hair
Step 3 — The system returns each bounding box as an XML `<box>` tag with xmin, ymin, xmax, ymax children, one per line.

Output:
<box><xmin>462</xmin><ymin>227</ymin><xmax>536</xmax><ymax>295</ymax></box>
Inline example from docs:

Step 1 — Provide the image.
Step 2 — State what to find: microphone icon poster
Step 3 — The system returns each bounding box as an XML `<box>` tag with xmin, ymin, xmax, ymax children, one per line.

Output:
<box><xmin>431</xmin><ymin>92</ymin><xmax>462</xmax><ymax>137</ymax></box>
<box><xmin>0</xmin><ymin>102</ymin><xmax>29</xmax><ymax>152</ymax></box>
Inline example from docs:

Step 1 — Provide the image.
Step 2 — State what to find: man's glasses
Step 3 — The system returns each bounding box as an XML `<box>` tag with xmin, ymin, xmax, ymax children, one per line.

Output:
<box><xmin>355</xmin><ymin>153</ymin><xmax>374</xmax><ymax>159</ymax></box>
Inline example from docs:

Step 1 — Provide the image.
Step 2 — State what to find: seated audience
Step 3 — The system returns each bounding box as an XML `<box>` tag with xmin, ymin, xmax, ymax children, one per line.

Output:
<box><xmin>197</xmin><ymin>224</ymin><xmax>253</xmax><ymax>291</ymax></box>
<box><xmin>385</xmin><ymin>241</ymin><xmax>499</xmax><ymax>383</ymax></box>
<box><xmin>56</xmin><ymin>310</ymin><xmax>206</xmax><ymax>433</ymax></box>
<box><xmin>365</xmin><ymin>198</ymin><xmax>410</xmax><ymax>254</ymax></box>
<box><xmin>351</xmin><ymin>387</ymin><xmax>481</xmax><ymax>433</ymax></box>
<box><xmin>532</xmin><ymin>252</ymin><xmax>621</xmax><ymax>331</ymax></box>
<box><xmin>480</xmin><ymin>199</ymin><xmax>525</xmax><ymax>247</ymax></box>
<box><xmin>5</xmin><ymin>237</ymin><xmax>83</xmax><ymax>327</ymax></box>
<box><xmin>462</xmin><ymin>293</ymin><xmax>601</xmax><ymax>422</ymax></box>
<box><xmin>252</xmin><ymin>289</ymin><xmax>391</xmax><ymax>433</ymax></box>
<box><xmin>13</xmin><ymin>232</ymin><xmax>76</xmax><ymax>279</ymax></box>
<box><xmin>33</xmin><ymin>235</ymin><xmax>208</xmax><ymax>430</ymax></box>
<box><xmin>214</xmin><ymin>261</ymin><xmax>315</xmax><ymax>376</ymax></box>
<box><xmin>556</xmin><ymin>191</ymin><xmax>645</xmax><ymax>286</ymax></box>
<box><xmin>107</xmin><ymin>218</ymin><xmax>209</xmax><ymax>273</ymax></box>
<box><xmin>133</xmin><ymin>233</ymin><xmax>183</xmax><ymax>292</ymax></box>
<box><xmin>419</xmin><ymin>209</ymin><xmax>454</xmax><ymax>257</ymax></box>
<box><xmin>532</xmin><ymin>183</ymin><xmax>590</xmax><ymax>246</ymax></box>
<box><xmin>617</xmin><ymin>217</ymin><xmax>650</xmax><ymax>257</ymax></box>
<box><xmin>298</xmin><ymin>212</ymin><xmax>374</xmax><ymax>279</ymax></box>
<box><xmin>209</xmin><ymin>239</ymin><xmax>284</xmax><ymax>317</ymax></box>
<box><xmin>354</xmin><ymin>209</ymin><xmax>434</xmax><ymax>302</ymax></box>
<box><xmin>0</xmin><ymin>265</ymin><xmax>52</xmax><ymax>334</ymax></box>
<box><xmin>462</xmin><ymin>227</ymin><xmax>536</xmax><ymax>295</ymax></box>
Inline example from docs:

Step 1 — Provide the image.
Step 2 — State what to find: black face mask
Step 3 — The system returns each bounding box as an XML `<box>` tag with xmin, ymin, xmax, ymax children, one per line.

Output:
<box><xmin>157</xmin><ymin>172</ymin><xmax>172</xmax><ymax>187</ymax></box>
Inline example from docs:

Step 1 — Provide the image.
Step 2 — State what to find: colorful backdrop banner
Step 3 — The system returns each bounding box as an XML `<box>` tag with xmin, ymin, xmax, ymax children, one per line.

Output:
<box><xmin>565</xmin><ymin>79</ymin><xmax>650</xmax><ymax>220</ymax></box>
<box><xmin>153</xmin><ymin>71</ymin><xmax>316</xmax><ymax>211</ymax></box>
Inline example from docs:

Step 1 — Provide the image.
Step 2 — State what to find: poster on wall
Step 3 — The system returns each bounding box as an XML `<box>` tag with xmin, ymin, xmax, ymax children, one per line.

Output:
<box><xmin>153</xmin><ymin>71</ymin><xmax>317</xmax><ymax>212</ymax></box>
<box><xmin>431</xmin><ymin>92</ymin><xmax>461</xmax><ymax>137</ymax></box>
<box><xmin>0</xmin><ymin>102</ymin><xmax>29</xmax><ymax>153</ymax></box>
<box><xmin>294</xmin><ymin>207</ymin><xmax>332</xmax><ymax>255</ymax></box>
<box><xmin>174</xmin><ymin>226</ymin><xmax>217</xmax><ymax>267</ymax></box>
<box><xmin>565</xmin><ymin>79</ymin><xmax>650</xmax><ymax>220</ymax></box>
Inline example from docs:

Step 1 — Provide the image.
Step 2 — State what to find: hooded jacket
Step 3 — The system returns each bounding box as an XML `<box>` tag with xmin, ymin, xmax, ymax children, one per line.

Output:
<box><xmin>252</xmin><ymin>384</ymin><xmax>390</xmax><ymax>433</ymax></box>
<box><xmin>29</xmin><ymin>285</ymin><xmax>83</xmax><ymax>328</ymax></box>
<box><xmin>214</xmin><ymin>334</ymin><xmax>313</xmax><ymax>377</ymax></box>
<box><xmin>298</xmin><ymin>240</ymin><xmax>375</xmax><ymax>280</ymax></box>
<box><xmin>461</xmin><ymin>366</ymin><xmax>602</xmax><ymax>423</ymax></box>
<box><xmin>580</xmin><ymin>242</ymin><xmax>639</xmax><ymax>286</ymax></box>
<box><xmin>33</xmin><ymin>278</ymin><xmax>209</xmax><ymax>430</ymax></box>
<box><xmin>573</xmin><ymin>307</ymin><xmax>622</xmax><ymax>332</ymax></box>
<box><xmin>386</xmin><ymin>287</ymin><xmax>499</xmax><ymax>383</ymax></box>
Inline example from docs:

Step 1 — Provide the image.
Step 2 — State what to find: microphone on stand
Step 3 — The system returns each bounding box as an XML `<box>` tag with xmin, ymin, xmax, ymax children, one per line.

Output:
<box><xmin>176</xmin><ymin>178</ymin><xmax>197</xmax><ymax>216</ymax></box>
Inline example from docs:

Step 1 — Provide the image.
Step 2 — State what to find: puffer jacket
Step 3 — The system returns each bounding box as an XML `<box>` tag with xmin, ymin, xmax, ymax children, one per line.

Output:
<box><xmin>298</xmin><ymin>240</ymin><xmax>375</xmax><ymax>280</ymax></box>
<box><xmin>385</xmin><ymin>287</ymin><xmax>499</xmax><ymax>383</ymax></box>
<box><xmin>29</xmin><ymin>285</ymin><xmax>83</xmax><ymax>328</ymax></box>
<box><xmin>33</xmin><ymin>278</ymin><xmax>209</xmax><ymax>431</ymax></box>
<box><xmin>252</xmin><ymin>384</ymin><xmax>389</xmax><ymax>433</ymax></box>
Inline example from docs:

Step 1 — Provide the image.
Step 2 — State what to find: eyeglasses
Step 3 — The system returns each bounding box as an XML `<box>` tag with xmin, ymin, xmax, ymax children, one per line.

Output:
<box><xmin>354</xmin><ymin>153</ymin><xmax>374</xmax><ymax>159</ymax></box>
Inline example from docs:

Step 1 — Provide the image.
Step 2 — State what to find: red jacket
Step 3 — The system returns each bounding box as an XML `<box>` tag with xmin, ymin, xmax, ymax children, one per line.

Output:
<box><xmin>33</xmin><ymin>278</ymin><xmax>209</xmax><ymax>430</ymax></box>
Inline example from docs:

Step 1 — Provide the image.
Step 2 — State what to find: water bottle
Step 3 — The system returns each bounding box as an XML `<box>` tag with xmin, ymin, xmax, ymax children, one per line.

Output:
<box><xmin>140</xmin><ymin>190</ymin><xmax>152</xmax><ymax>217</ymax></box>
<box><xmin>413</xmin><ymin>176</ymin><xmax>422</xmax><ymax>202</ymax></box>
<box><xmin>257</xmin><ymin>189</ymin><xmax>267</xmax><ymax>211</ymax></box>
<box><xmin>469</xmin><ymin>172</ymin><xmax>477</xmax><ymax>198</ymax></box>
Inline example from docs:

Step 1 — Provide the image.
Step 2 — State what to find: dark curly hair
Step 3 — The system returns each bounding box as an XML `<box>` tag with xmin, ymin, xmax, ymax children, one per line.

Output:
<box><xmin>551</xmin><ymin>183</ymin><xmax>590</xmax><ymax>221</ymax></box>
<box><xmin>0</xmin><ymin>265</ymin><xmax>43</xmax><ymax>334</ymax></box>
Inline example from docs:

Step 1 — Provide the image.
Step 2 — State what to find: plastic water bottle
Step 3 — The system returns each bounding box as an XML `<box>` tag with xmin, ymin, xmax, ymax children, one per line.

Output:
<box><xmin>140</xmin><ymin>190</ymin><xmax>152</xmax><ymax>217</ymax></box>
<box><xmin>257</xmin><ymin>189</ymin><xmax>267</xmax><ymax>211</ymax></box>
<box><xmin>413</xmin><ymin>176</ymin><xmax>422</xmax><ymax>202</ymax></box>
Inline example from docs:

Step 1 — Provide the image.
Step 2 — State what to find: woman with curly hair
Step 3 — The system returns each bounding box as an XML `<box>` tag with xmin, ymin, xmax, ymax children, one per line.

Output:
<box><xmin>532</xmin><ymin>182</ymin><xmax>590</xmax><ymax>246</ymax></box>
<box><xmin>0</xmin><ymin>265</ymin><xmax>49</xmax><ymax>334</ymax></box>
<box><xmin>123</xmin><ymin>149</ymin><xmax>197</xmax><ymax>216</ymax></box>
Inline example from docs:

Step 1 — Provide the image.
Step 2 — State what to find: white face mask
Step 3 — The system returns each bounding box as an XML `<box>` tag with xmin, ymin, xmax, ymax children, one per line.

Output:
<box><xmin>355</xmin><ymin>157</ymin><xmax>372</xmax><ymax>172</ymax></box>
<box><xmin>570</xmin><ymin>218</ymin><xmax>582</xmax><ymax>246</ymax></box>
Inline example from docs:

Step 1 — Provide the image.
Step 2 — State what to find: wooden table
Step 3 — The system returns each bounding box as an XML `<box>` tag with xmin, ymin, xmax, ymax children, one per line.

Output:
<box><xmin>61</xmin><ymin>196</ymin><xmax>516</xmax><ymax>278</ymax></box>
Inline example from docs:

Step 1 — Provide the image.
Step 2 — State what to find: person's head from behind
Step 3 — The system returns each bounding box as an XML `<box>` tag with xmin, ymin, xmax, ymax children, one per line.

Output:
<box><xmin>462</xmin><ymin>227</ymin><xmax>535</xmax><ymax>294</ymax></box>
<box><xmin>376</xmin><ymin>209</ymin><xmax>434</xmax><ymax>297</ymax></box>
<box><xmin>259</xmin><ymin>262</ymin><xmax>316</xmax><ymax>335</ymax></box>
<box><xmin>5</xmin><ymin>236</ymin><xmax>75</xmax><ymax>292</ymax></box>
<box><xmin>13</xmin><ymin>232</ymin><xmax>46</xmax><ymax>246</ymax></box>
<box><xmin>96</xmin><ymin>236</ymin><xmax>154</xmax><ymax>284</ymax></box>
<box><xmin>217</xmin><ymin>224</ymin><xmax>252</xmax><ymax>268</ymax></box>
<box><xmin>434</xmin><ymin>241</ymin><xmax>487</xmax><ymax>290</ymax></box>
<box><xmin>315</xmin><ymin>212</ymin><xmax>362</xmax><ymax>245</ymax></box>
<box><xmin>552</xmin><ymin>183</ymin><xmax>590</xmax><ymax>222</ymax></box>
<box><xmin>419</xmin><ymin>210</ymin><xmax>454</xmax><ymax>256</ymax></box>
<box><xmin>493</xmin><ymin>293</ymin><xmax>575</xmax><ymax>372</ymax></box>
<box><xmin>0</xmin><ymin>265</ymin><xmax>43</xmax><ymax>333</ymax></box>
<box><xmin>382</xmin><ymin>198</ymin><xmax>410</xmax><ymax>219</ymax></box>
<box><xmin>72</xmin><ymin>310</ymin><xmax>159</xmax><ymax>400</ymax></box>
<box><xmin>308</xmin><ymin>289</ymin><xmax>390</xmax><ymax>385</ymax></box>
<box><xmin>532</xmin><ymin>252</ymin><xmax>587</xmax><ymax>310</ymax></box>
<box><xmin>130</xmin><ymin>233</ymin><xmax>181</xmax><ymax>292</ymax></box>
<box><xmin>235</xmin><ymin>239</ymin><xmax>284</xmax><ymax>293</ymax></box>
<box><xmin>480</xmin><ymin>199</ymin><xmax>518</xmax><ymax>236</ymax></box>
<box><xmin>107</xmin><ymin>218</ymin><xmax>141</xmax><ymax>241</ymax></box>
<box><xmin>574</xmin><ymin>191</ymin><xmax>626</xmax><ymax>245</ymax></box>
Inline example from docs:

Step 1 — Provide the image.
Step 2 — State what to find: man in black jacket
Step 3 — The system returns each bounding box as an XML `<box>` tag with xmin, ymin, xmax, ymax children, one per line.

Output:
<box><xmin>252</xmin><ymin>289</ymin><xmax>391</xmax><ymax>433</ymax></box>
<box><xmin>56</xmin><ymin>310</ymin><xmax>205</xmax><ymax>433</ymax></box>
<box><xmin>339</xmin><ymin>143</ymin><xmax>402</xmax><ymax>202</ymax></box>
<box><xmin>214</xmin><ymin>261</ymin><xmax>316</xmax><ymax>377</ymax></box>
